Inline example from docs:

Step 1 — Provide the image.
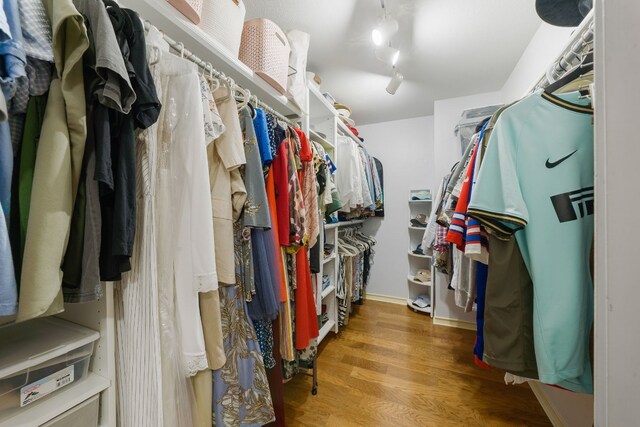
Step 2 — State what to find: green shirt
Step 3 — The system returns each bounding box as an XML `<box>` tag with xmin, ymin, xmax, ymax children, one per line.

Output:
<box><xmin>468</xmin><ymin>89</ymin><xmax>594</xmax><ymax>393</ymax></box>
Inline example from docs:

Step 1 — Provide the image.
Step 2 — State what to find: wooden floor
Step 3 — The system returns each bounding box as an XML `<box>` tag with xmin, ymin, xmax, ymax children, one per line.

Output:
<box><xmin>284</xmin><ymin>300</ymin><xmax>551</xmax><ymax>427</ymax></box>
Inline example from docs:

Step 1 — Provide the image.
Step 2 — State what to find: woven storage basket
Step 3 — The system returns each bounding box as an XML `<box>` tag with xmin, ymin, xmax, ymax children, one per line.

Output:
<box><xmin>199</xmin><ymin>0</ymin><xmax>246</xmax><ymax>58</ymax></box>
<box><xmin>239</xmin><ymin>18</ymin><xmax>291</xmax><ymax>95</ymax></box>
<box><xmin>167</xmin><ymin>0</ymin><xmax>203</xmax><ymax>24</ymax></box>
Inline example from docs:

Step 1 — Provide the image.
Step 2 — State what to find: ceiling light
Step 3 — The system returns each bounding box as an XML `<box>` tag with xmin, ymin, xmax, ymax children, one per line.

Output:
<box><xmin>375</xmin><ymin>46</ymin><xmax>400</xmax><ymax>66</ymax></box>
<box><xmin>371</xmin><ymin>18</ymin><xmax>398</xmax><ymax>46</ymax></box>
<box><xmin>386</xmin><ymin>71</ymin><xmax>404</xmax><ymax>95</ymax></box>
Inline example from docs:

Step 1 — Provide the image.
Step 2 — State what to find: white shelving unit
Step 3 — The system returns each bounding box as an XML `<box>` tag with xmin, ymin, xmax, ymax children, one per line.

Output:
<box><xmin>0</xmin><ymin>373</ymin><xmax>110</xmax><ymax>427</ymax></box>
<box><xmin>316</xmin><ymin>222</ymin><xmax>339</xmax><ymax>344</ymax></box>
<box><xmin>407</xmin><ymin>190</ymin><xmax>434</xmax><ymax>317</ymax></box>
<box><xmin>0</xmin><ymin>285</ymin><xmax>115</xmax><ymax>426</ymax></box>
<box><xmin>307</xmin><ymin>81</ymin><xmax>340</xmax><ymax>345</ymax></box>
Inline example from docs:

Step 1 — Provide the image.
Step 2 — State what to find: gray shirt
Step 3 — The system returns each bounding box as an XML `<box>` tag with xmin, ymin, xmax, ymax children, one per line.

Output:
<box><xmin>73</xmin><ymin>0</ymin><xmax>136</xmax><ymax>113</ymax></box>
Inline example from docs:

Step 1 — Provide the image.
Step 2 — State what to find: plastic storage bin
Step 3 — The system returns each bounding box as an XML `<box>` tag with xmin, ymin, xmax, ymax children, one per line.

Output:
<box><xmin>239</xmin><ymin>18</ymin><xmax>291</xmax><ymax>94</ymax></box>
<box><xmin>41</xmin><ymin>394</ymin><xmax>99</xmax><ymax>427</ymax></box>
<box><xmin>0</xmin><ymin>318</ymin><xmax>99</xmax><ymax>412</ymax></box>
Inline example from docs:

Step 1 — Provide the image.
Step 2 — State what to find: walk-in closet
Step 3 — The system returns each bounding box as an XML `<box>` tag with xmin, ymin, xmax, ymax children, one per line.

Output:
<box><xmin>0</xmin><ymin>0</ymin><xmax>636</xmax><ymax>426</ymax></box>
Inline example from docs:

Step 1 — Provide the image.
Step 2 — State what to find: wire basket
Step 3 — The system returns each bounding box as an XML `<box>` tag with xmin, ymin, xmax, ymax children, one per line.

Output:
<box><xmin>239</xmin><ymin>18</ymin><xmax>291</xmax><ymax>95</ymax></box>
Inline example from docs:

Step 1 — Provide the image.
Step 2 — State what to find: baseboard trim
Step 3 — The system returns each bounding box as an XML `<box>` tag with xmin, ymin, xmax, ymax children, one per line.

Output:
<box><xmin>528</xmin><ymin>382</ymin><xmax>566</xmax><ymax>427</ymax></box>
<box><xmin>366</xmin><ymin>293</ymin><xmax>406</xmax><ymax>305</ymax></box>
<box><xmin>432</xmin><ymin>316</ymin><xmax>477</xmax><ymax>331</ymax></box>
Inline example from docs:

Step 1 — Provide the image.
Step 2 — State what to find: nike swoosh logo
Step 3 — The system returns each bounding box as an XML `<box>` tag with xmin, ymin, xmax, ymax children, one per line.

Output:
<box><xmin>546</xmin><ymin>150</ymin><xmax>578</xmax><ymax>169</ymax></box>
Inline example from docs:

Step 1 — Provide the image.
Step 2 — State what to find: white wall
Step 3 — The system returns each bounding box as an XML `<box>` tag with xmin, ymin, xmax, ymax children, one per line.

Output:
<box><xmin>501</xmin><ymin>22</ymin><xmax>575</xmax><ymax>103</ymax></box>
<box><xmin>358</xmin><ymin>116</ymin><xmax>435</xmax><ymax>299</ymax></box>
<box><xmin>432</xmin><ymin>91</ymin><xmax>503</xmax><ymax>323</ymax></box>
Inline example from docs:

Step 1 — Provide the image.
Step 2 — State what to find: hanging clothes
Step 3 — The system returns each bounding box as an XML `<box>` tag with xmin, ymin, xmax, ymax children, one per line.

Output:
<box><xmin>468</xmin><ymin>89</ymin><xmax>594</xmax><ymax>394</ymax></box>
<box><xmin>296</xmin><ymin>128</ymin><xmax>318</xmax><ymax>248</ymax></box>
<box><xmin>62</xmin><ymin>0</ymin><xmax>139</xmax><ymax>303</ymax></box>
<box><xmin>17</xmin><ymin>0</ymin><xmax>89</xmax><ymax>322</ymax></box>
<box><xmin>208</xmin><ymin>87</ymin><xmax>247</xmax><ymax>285</ymax></box>
<box><xmin>373</xmin><ymin>157</ymin><xmax>384</xmax><ymax>217</ymax></box>
<box><xmin>240</xmin><ymin>106</ymin><xmax>279</xmax><ymax>367</ymax></box>
<box><xmin>336</xmin><ymin>135</ymin><xmax>363</xmax><ymax>212</ymax></box>
<box><xmin>98</xmin><ymin>5</ymin><xmax>160</xmax><ymax>282</ymax></box>
<box><xmin>155</xmin><ymin>49</ymin><xmax>216</xmax><ymax>377</ymax></box>
<box><xmin>213</xmin><ymin>283</ymin><xmax>276</xmax><ymax>427</ymax></box>
<box><xmin>197</xmin><ymin>74</ymin><xmax>226</xmax><ymax>372</ymax></box>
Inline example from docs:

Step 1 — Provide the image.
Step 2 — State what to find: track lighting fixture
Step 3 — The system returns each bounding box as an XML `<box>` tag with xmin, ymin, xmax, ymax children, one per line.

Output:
<box><xmin>386</xmin><ymin>70</ymin><xmax>404</xmax><ymax>95</ymax></box>
<box><xmin>375</xmin><ymin>45</ymin><xmax>400</xmax><ymax>66</ymax></box>
<box><xmin>371</xmin><ymin>17</ymin><xmax>399</xmax><ymax>46</ymax></box>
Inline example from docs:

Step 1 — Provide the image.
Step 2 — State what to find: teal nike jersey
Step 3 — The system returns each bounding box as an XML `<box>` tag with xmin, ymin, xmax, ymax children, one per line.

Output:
<box><xmin>467</xmin><ymin>89</ymin><xmax>594</xmax><ymax>393</ymax></box>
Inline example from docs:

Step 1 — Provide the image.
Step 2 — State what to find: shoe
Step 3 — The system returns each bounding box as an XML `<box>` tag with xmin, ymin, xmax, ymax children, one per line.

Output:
<box><xmin>414</xmin><ymin>269</ymin><xmax>431</xmax><ymax>283</ymax></box>
<box><xmin>410</xmin><ymin>214</ymin><xmax>428</xmax><ymax>227</ymax></box>
<box><xmin>412</xmin><ymin>294</ymin><xmax>431</xmax><ymax>308</ymax></box>
<box><xmin>412</xmin><ymin>244</ymin><xmax>424</xmax><ymax>255</ymax></box>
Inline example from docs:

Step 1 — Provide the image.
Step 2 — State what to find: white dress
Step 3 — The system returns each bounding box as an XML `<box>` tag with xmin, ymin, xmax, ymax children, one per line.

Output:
<box><xmin>156</xmin><ymin>51</ymin><xmax>217</xmax><ymax>377</ymax></box>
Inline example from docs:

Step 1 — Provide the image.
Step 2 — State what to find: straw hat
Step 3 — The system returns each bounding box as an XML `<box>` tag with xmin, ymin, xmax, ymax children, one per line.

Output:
<box><xmin>334</xmin><ymin>103</ymin><xmax>352</xmax><ymax>118</ymax></box>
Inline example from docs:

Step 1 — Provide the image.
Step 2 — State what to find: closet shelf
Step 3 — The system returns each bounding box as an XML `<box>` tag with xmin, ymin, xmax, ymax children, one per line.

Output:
<box><xmin>406</xmin><ymin>299</ymin><xmax>432</xmax><ymax>314</ymax></box>
<box><xmin>323</xmin><ymin>254</ymin><xmax>337</xmax><ymax>264</ymax></box>
<box><xmin>0</xmin><ymin>372</ymin><xmax>110</xmax><ymax>427</ymax></box>
<box><xmin>409</xmin><ymin>199</ymin><xmax>432</xmax><ymax>204</ymax></box>
<box><xmin>310</xmin><ymin>130</ymin><xmax>335</xmax><ymax>150</ymax></box>
<box><xmin>120</xmin><ymin>0</ymin><xmax>302</xmax><ymax>118</ymax></box>
<box><xmin>407</xmin><ymin>275</ymin><xmax>432</xmax><ymax>287</ymax></box>
<box><xmin>309</xmin><ymin>84</ymin><xmax>338</xmax><ymax>122</ymax></box>
<box><xmin>408</xmin><ymin>226</ymin><xmax>426</xmax><ymax>231</ymax></box>
<box><xmin>337</xmin><ymin>120</ymin><xmax>363</xmax><ymax>147</ymax></box>
<box><xmin>318</xmin><ymin>319</ymin><xmax>336</xmax><ymax>344</ymax></box>
<box><xmin>325</xmin><ymin>219</ymin><xmax>365</xmax><ymax>230</ymax></box>
<box><xmin>408</xmin><ymin>251</ymin><xmax>431</xmax><ymax>259</ymax></box>
<box><xmin>321</xmin><ymin>285</ymin><xmax>336</xmax><ymax>299</ymax></box>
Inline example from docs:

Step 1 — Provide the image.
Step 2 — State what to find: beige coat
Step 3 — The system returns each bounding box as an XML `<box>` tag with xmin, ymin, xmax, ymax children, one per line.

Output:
<box><xmin>17</xmin><ymin>0</ymin><xmax>88</xmax><ymax>321</ymax></box>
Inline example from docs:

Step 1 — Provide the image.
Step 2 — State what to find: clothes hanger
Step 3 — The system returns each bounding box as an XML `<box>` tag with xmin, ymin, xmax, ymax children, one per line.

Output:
<box><xmin>207</xmin><ymin>65</ymin><xmax>222</xmax><ymax>92</ymax></box>
<box><xmin>234</xmin><ymin>86</ymin><xmax>250</xmax><ymax>111</ymax></box>
<box><xmin>201</xmin><ymin>63</ymin><xmax>221</xmax><ymax>92</ymax></box>
<box><xmin>214</xmin><ymin>76</ymin><xmax>233</xmax><ymax>103</ymax></box>
<box><xmin>544</xmin><ymin>51</ymin><xmax>594</xmax><ymax>95</ymax></box>
<box><xmin>147</xmin><ymin>46</ymin><xmax>161</xmax><ymax>66</ymax></box>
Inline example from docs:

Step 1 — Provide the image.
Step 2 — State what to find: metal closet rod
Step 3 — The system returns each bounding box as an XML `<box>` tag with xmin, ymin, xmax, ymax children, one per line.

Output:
<box><xmin>143</xmin><ymin>20</ymin><xmax>299</xmax><ymax>127</ymax></box>
<box><xmin>535</xmin><ymin>10</ymin><xmax>594</xmax><ymax>90</ymax></box>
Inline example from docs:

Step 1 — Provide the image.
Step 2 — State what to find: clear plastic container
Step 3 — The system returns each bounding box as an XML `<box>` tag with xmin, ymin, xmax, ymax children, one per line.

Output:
<box><xmin>0</xmin><ymin>317</ymin><xmax>99</xmax><ymax>412</ymax></box>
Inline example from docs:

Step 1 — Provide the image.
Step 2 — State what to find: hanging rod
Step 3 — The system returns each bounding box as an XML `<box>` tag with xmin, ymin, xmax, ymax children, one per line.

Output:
<box><xmin>250</xmin><ymin>95</ymin><xmax>297</xmax><ymax>127</ymax></box>
<box><xmin>532</xmin><ymin>10</ymin><xmax>595</xmax><ymax>91</ymax></box>
<box><xmin>143</xmin><ymin>20</ymin><xmax>298</xmax><ymax>128</ymax></box>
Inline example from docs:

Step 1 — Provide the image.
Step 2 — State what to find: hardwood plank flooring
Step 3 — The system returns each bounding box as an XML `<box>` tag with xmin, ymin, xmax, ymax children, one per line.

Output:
<box><xmin>284</xmin><ymin>300</ymin><xmax>551</xmax><ymax>427</ymax></box>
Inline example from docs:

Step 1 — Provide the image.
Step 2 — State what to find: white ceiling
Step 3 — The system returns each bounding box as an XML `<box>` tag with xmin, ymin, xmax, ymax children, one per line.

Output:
<box><xmin>244</xmin><ymin>0</ymin><xmax>542</xmax><ymax>125</ymax></box>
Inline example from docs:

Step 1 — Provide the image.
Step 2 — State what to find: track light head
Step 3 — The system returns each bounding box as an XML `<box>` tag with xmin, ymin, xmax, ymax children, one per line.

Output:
<box><xmin>386</xmin><ymin>71</ymin><xmax>404</xmax><ymax>95</ymax></box>
<box><xmin>371</xmin><ymin>18</ymin><xmax>398</xmax><ymax>46</ymax></box>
